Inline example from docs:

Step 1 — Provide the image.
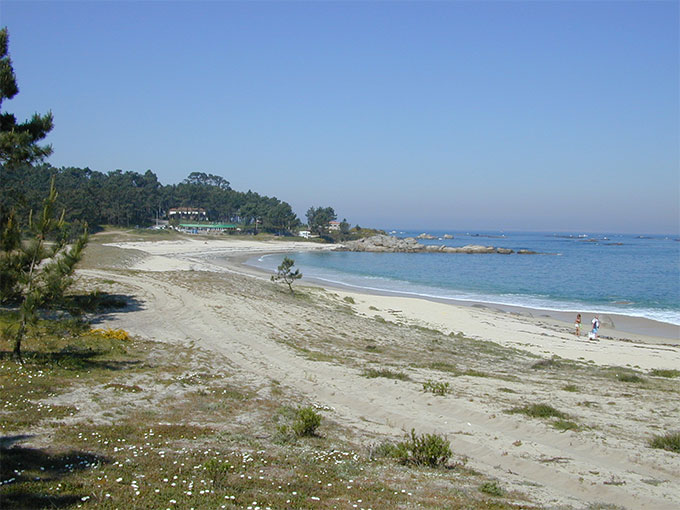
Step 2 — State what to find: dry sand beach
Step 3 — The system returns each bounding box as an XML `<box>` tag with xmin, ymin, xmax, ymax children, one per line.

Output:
<box><xmin>74</xmin><ymin>233</ymin><xmax>680</xmax><ymax>509</ymax></box>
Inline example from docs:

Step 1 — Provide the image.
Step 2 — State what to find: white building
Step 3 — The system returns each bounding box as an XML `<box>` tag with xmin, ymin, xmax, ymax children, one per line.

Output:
<box><xmin>168</xmin><ymin>207</ymin><xmax>208</xmax><ymax>221</ymax></box>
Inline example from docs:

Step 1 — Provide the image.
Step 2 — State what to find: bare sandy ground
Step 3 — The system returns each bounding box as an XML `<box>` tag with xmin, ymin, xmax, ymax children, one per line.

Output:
<box><xmin>78</xmin><ymin>237</ymin><xmax>680</xmax><ymax>509</ymax></box>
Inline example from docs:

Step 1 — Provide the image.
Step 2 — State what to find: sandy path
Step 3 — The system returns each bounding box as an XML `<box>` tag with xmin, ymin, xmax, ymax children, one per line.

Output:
<box><xmin>79</xmin><ymin>266</ymin><xmax>680</xmax><ymax>510</ymax></box>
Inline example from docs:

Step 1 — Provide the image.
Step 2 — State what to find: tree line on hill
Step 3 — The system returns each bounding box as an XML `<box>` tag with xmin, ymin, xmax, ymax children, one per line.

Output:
<box><xmin>1</xmin><ymin>165</ymin><xmax>304</xmax><ymax>234</ymax></box>
<box><xmin>1</xmin><ymin>164</ymin><xmax>379</xmax><ymax>240</ymax></box>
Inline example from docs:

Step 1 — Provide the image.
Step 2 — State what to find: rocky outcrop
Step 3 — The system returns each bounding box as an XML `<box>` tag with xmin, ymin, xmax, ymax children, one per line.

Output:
<box><xmin>338</xmin><ymin>235</ymin><xmax>421</xmax><ymax>252</ymax></box>
<box><xmin>416</xmin><ymin>233</ymin><xmax>436</xmax><ymax>239</ymax></box>
<box><xmin>337</xmin><ymin>235</ymin><xmax>528</xmax><ymax>254</ymax></box>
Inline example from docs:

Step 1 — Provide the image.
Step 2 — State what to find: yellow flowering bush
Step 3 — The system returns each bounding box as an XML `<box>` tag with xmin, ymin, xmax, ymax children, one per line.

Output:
<box><xmin>90</xmin><ymin>328</ymin><xmax>132</xmax><ymax>341</ymax></box>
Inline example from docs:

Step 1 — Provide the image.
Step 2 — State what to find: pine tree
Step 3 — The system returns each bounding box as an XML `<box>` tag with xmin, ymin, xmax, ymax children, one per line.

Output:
<box><xmin>1</xmin><ymin>179</ymin><xmax>88</xmax><ymax>362</ymax></box>
<box><xmin>1</xmin><ymin>27</ymin><xmax>55</xmax><ymax>227</ymax></box>
<box><xmin>270</xmin><ymin>257</ymin><xmax>302</xmax><ymax>295</ymax></box>
<box><xmin>0</xmin><ymin>27</ymin><xmax>87</xmax><ymax>362</ymax></box>
<box><xmin>0</xmin><ymin>27</ymin><xmax>54</xmax><ymax>169</ymax></box>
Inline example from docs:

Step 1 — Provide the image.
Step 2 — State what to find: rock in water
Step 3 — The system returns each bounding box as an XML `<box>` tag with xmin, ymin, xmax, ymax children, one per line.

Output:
<box><xmin>337</xmin><ymin>235</ymin><xmax>526</xmax><ymax>254</ymax></box>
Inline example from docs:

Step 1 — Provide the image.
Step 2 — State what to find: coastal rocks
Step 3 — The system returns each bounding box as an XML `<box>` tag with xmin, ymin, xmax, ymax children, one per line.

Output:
<box><xmin>337</xmin><ymin>235</ymin><xmax>531</xmax><ymax>254</ymax></box>
<box><xmin>339</xmin><ymin>235</ymin><xmax>422</xmax><ymax>252</ymax></box>
<box><xmin>416</xmin><ymin>233</ymin><xmax>436</xmax><ymax>239</ymax></box>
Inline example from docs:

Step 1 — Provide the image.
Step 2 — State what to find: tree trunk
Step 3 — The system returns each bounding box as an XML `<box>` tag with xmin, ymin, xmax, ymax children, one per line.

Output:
<box><xmin>12</xmin><ymin>319</ymin><xmax>25</xmax><ymax>363</ymax></box>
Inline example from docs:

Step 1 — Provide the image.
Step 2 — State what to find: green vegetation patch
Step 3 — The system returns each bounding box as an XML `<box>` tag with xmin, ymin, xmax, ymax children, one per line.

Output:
<box><xmin>460</xmin><ymin>369</ymin><xmax>490</xmax><ymax>378</ymax></box>
<box><xmin>428</xmin><ymin>361</ymin><xmax>458</xmax><ymax>373</ymax></box>
<box><xmin>0</xmin><ymin>316</ymin><xmax>536</xmax><ymax>510</ymax></box>
<box><xmin>422</xmin><ymin>379</ymin><xmax>451</xmax><ymax>396</ymax></box>
<box><xmin>553</xmin><ymin>419</ymin><xmax>579</xmax><ymax>431</ymax></box>
<box><xmin>649</xmin><ymin>432</ymin><xmax>680</xmax><ymax>453</ymax></box>
<box><xmin>292</xmin><ymin>406</ymin><xmax>322</xmax><ymax>437</ymax></box>
<box><xmin>599</xmin><ymin>367</ymin><xmax>645</xmax><ymax>384</ymax></box>
<box><xmin>363</xmin><ymin>367</ymin><xmax>411</xmax><ymax>381</ymax></box>
<box><xmin>613</xmin><ymin>372</ymin><xmax>644</xmax><ymax>383</ymax></box>
<box><xmin>379</xmin><ymin>429</ymin><xmax>452</xmax><ymax>468</ymax></box>
<box><xmin>0</xmin><ymin>317</ymin><xmax>143</xmax><ymax>434</ymax></box>
<box><xmin>508</xmin><ymin>403</ymin><xmax>568</xmax><ymax>420</ymax></box>
<box><xmin>479</xmin><ymin>481</ymin><xmax>505</xmax><ymax>497</ymax></box>
<box><xmin>648</xmin><ymin>368</ymin><xmax>680</xmax><ymax>378</ymax></box>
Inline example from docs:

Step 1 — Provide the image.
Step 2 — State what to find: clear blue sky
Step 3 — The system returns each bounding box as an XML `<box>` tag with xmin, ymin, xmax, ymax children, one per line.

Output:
<box><xmin>2</xmin><ymin>1</ymin><xmax>678</xmax><ymax>234</ymax></box>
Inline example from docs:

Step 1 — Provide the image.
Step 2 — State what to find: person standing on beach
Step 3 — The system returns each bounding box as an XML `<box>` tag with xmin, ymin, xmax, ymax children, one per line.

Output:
<box><xmin>575</xmin><ymin>313</ymin><xmax>582</xmax><ymax>336</ymax></box>
<box><xmin>590</xmin><ymin>315</ymin><xmax>600</xmax><ymax>339</ymax></box>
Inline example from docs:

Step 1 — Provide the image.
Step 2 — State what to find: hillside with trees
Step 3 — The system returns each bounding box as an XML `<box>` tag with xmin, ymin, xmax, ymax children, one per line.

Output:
<box><xmin>1</xmin><ymin>164</ymin><xmax>306</xmax><ymax>235</ymax></box>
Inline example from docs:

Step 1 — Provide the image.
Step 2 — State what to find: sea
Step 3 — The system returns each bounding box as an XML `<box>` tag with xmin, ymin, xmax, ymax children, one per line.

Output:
<box><xmin>245</xmin><ymin>230</ymin><xmax>680</xmax><ymax>327</ymax></box>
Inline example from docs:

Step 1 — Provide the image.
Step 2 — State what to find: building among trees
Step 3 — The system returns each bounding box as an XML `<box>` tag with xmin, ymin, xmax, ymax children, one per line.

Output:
<box><xmin>168</xmin><ymin>207</ymin><xmax>208</xmax><ymax>221</ymax></box>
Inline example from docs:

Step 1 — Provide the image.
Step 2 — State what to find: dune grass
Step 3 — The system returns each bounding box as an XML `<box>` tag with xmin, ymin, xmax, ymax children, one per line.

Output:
<box><xmin>362</xmin><ymin>367</ymin><xmax>411</xmax><ymax>381</ymax></box>
<box><xmin>648</xmin><ymin>368</ymin><xmax>680</xmax><ymax>378</ymax></box>
<box><xmin>649</xmin><ymin>432</ymin><xmax>680</xmax><ymax>453</ymax></box>
<box><xmin>508</xmin><ymin>404</ymin><xmax>568</xmax><ymax>420</ymax></box>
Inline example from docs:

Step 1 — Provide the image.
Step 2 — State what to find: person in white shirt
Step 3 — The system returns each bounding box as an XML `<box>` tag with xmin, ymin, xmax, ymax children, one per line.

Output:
<box><xmin>590</xmin><ymin>316</ymin><xmax>600</xmax><ymax>339</ymax></box>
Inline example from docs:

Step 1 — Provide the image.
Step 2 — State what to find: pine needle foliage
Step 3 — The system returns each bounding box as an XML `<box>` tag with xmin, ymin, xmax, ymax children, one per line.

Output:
<box><xmin>0</xmin><ymin>27</ymin><xmax>54</xmax><ymax>169</ymax></box>
<box><xmin>270</xmin><ymin>256</ymin><xmax>302</xmax><ymax>295</ymax></box>
<box><xmin>0</xmin><ymin>178</ymin><xmax>88</xmax><ymax>361</ymax></box>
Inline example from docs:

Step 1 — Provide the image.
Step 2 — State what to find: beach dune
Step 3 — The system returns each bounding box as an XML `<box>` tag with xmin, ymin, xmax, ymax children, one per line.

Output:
<box><xmin>78</xmin><ymin>236</ymin><xmax>680</xmax><ymax>509</ymax></box>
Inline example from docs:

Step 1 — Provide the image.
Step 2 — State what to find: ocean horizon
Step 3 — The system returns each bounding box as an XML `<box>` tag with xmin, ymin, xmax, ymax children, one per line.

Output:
<box><xmin>245</xmin><ymin>229</ymin><xmax>680</xmax><ymax>327</ymax></box>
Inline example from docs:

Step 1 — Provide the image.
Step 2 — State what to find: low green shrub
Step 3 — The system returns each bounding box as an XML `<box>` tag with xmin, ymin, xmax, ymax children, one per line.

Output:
<box><xmin>343</xmin><ymin>296</ymin><xmax>356</xmax><ymax>304</ymax></box>
<box><xmin>562</xmin><ymin>384</ymin><xmax>580</xmax><ymax>392</ymax></box>
<box><xmin>649</xmin><ymin>431</ymin><xmax>680</xmax><ymax>453</ymax></box>
<box><xmin>479</xmin><ymin>481</ymin><xmax>504</xmax><ymax>496</ymax></box>
<box><xmin>363</xmin><ymin>368</ymin><xmax>410</xmax><ymax>381</ymax></box>
<box><xmin>614</xmin><ymin>372</ymin><xmax>644</xmax><ymax>383</ymax></box>
<box><xmin>648</xmin><ymin>368</ymin><xmax>680</xmax><ymax>378</ymax></box>
<box><xmin>369</xmin><ymin>440</ymin><xmax>400</xmax><ymax>460</ymax></box>
<box><xmin>292</xmin><ymin>406</ymin><xmax>322</xmax><ymax>437</ymax></box>
<box><xmin>393</xmin><ymin>429</ymin><xmax>451</xmax><ymax>467</ymax></box>
<box><xmin>553</xmin><ymin>419</ymin><xmax>579</xmax><ymax>431</ymax></box>
<box><xmin>508</xmin><ymin>403</ymin><xmax>567</xmax><ymax>419</ymax></box>
<box><xmin>422</xmin><ymin>379</ymin><xmax>450</xmax><ymax>396</ymax></box>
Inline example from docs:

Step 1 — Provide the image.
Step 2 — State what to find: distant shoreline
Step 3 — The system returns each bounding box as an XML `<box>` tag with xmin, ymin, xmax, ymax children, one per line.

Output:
<box><xmin>224</xmin><ymin>252</ymin><xmax>680</xmax><ymax>342</ymax></box>
<box><xmin>102</xmin><ymin>236</ymin><xmax>679</xmax><ymax>343</ymax></box>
